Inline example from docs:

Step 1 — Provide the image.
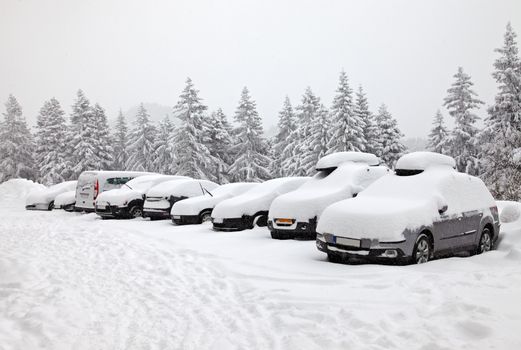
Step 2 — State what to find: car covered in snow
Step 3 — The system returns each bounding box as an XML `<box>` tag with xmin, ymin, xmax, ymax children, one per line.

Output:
<box><xmin>171</xmin><ymin>182</ymin><xmax>259</xmax><ymax>225</ymax></box>
<box><xmin>316</xmin><ymin>152</ymin><xmax>500</xmax><ymax>264</ymax></box>
<box><xmin>95</xmin><ymin>175</ymin><xmax>188</xmax><ymax>219</ymax></box>
<box><xmin>212</xmin><ymin>177</ymin><xmax>310</xmax><ymax>231</ymax></box>
<box><xmin>25</xmin><ymin>181</ymin><xmax>78</xmax><ymax>211</ymax></box>
<box><xmin>53</xmin><ymin>190</ymin><xmax>76</xmax><ymax>211</ymax></box>
<box><xmin>143</xmin><ymin>178</ymin><xmax>218</xmax><ymax>220</ymax></box>
<box><xmin>268</xmin><ymin>152</ymin><xmax>390</xmax><ymax>239</ymax></box>
<box><xmin>75</xmin><ymin>170</ymin><xmax>154</xmax><ymax>212</ymax></box>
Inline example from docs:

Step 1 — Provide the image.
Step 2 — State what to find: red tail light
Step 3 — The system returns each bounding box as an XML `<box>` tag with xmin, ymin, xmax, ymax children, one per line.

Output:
<box><xmin>94</xmin><ymin>179</ymin><xmax>99</xmax><ymax>200</ymax></box>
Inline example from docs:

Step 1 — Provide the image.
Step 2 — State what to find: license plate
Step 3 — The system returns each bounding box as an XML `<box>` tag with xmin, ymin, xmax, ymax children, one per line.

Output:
<box><xmin>97</xmin><ymin>205</ymin><xmax>106</xmax><ymax>210</ymax></box>
<box><xmin>172</xmin><ymin>215</ymin><xmax>181</xmax><ymax>219</ymax></box>
<box><xmin>213</xmin><ymin>218</ymin><xmax>223</xmax><ymax>223</ymax></box>
<box><xmin>336</xmin><ymin>237</ymin><xmax>361</xmax><ymax>247</ymax></box>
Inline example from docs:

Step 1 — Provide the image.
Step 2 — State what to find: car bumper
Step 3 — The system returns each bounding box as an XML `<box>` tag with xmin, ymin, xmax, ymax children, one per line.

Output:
<box><xmin>25</xmin><ymin>203</ymin><xmax>50</xmax><ymax>211</ymax></box>
<box><xmin>95</xmin><ymin>205</ymin><xmax>129</xmax><ymax>219</ymax></box>
<box><xmin>316</xmin><ymin>233</ymin><xmax>409</xmax><ymax>263</ymax></box>
<box><xmin>74</xmin><ymin>206</ymin><xmax>96</xmax><ymax>213</ymax></box>
<box><xmin>268</xmin><ymin>218</ymin><xmax>317</xmax><ymax>239</ymax></box>
<box><xmin>172</xmin><ymin>215</ymin><xmax>201</xmax><ymax>225</ymax></box>
<box><xmin>143</xmin><ymin>208</ymin><xmax>171</xmax><ymax>220</ymax></box>
<box><xmin>212</xmin><ymin>217</ymin><xmax>252</xmax><ymax>231</ymax></box>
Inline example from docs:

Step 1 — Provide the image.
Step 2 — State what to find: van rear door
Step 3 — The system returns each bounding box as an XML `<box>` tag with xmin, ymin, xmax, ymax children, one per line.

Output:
<box><xmin>76</xmin><ymin>172</ymin><xmax>97</xmax><ymax>209</ymax></box>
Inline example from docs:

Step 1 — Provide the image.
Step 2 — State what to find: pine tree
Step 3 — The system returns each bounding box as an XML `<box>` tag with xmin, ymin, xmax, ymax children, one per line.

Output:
<box><xmin>35</xmin><ymin>98</ymin><xmax>68</xmax><ymax>184</ymax></box>
<box><xmin>480</xmin><ymin>23</ymin><xmax>521</xmax><ymax>199</ymax></box>
<box><xmin>152</xmin><ymin>115</ymin><xmax>176</xmax><ymax>174</ymax></box>
<box><xmin>355</xmin><ymin>86</ymin><xmax>379</xmax><ymax>154</ymax></box>
<box><xmin>0</xmin><ymin>95</ymin><xmax>36</xmax><ymax>182</ymax></box>
<box><xmin>427</xmin><ymin>110</ymin><xmax>449</xmax><ymax>154</ymax></box>
<box><xmin>68</xmin><ymin>90</ymin><xmax>99</xmax><ymax>178</ymax></box>
<box><xmin>171</xmin><ymin>78</ymin><xmax>216</xmax><ymax>179</ymax></box>
<box><xmin>443</xmin><ymin>67</ymin><xmax>484</xmax><ymax>175</ymax></box>
<box><xmin>229</xmin><ymin>87</ymin><xmax>271</xmax><ymax>181</ymax></box>
<box><xmin>113</xmin><ymin>110</ymin><xmax>128</xmax><ymax>170</ymax></box>
<box><xmin>126</xmin><ymin>103</ymin><xmax>157</xmax><ymax>171</ymax></box>
<box><xmin>92</xmin><ymin>103</ymin><xmax>113</xmax><ymax>170</ymax></box>
<box><xmin>328</xmin><ymin>71</ymin><xmax>366</xmax><ymax>152</ymax></box>
<box><xmin>271</xmin><ymin>96</ymin><xmax>296</xmax><ymax>177</ymax></box>
<box><xmin>206</xmin><ymin>108</ymin><xmax>232</xmax><ymax>183</ymax></box>
<box><xmin>300</xmin><ymin>104</ymin><xmax>332</xmax><ymax>174</ymax></box>
<box><xmin>375</xmin><ymin>104</ymin><xmax>406</xmax><ymax>167</ymax></box>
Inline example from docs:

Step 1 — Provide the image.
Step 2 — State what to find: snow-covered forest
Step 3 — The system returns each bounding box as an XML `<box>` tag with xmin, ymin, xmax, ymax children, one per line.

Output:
<box><xmin>0</xmin><ymin>24</ymin><xmax>520</xmax><ymax>200</ymax></box>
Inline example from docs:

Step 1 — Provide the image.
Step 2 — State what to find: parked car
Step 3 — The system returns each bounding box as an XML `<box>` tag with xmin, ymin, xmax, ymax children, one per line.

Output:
<box><xmin>53</xmin><ymin>190</ymin><xmax>76</xmax><ymax>211</ymax></box>
<box><xmin>95</xmin><ymin>175</ymin><xmax>187</xmax><ymax>219</ymax></box>
<box><xmin>212</xmin><ymin>177</ymin><xmax>310</xmax><ymax>231</ymax></box>
<box><xmin>75</xmin><ymin>170</ymin><xmax>154</xmax><ymax>212</ymax></box>
<box><xmin>268</xmin><ymin>152</ymin><xmax>389</xmax><ymax>240</ymax></box>
<box><xmin>143</xmin><ymin>179</ymin><xmax>218</xmax><ymax>220</ymax></box>
<box><xmin>25</xmin><ymin>181</ymin><xmax>78</xmax><ymax>211</ymax></box>
<box><xmin>316</xmin><ymin>152</ymin><xmax>500</xmax><ymax>265</ymax></box>
<box><xmin>171</xmin><ymin>182</ymin><xmax>258</xmax><ymax>225</ymax></box>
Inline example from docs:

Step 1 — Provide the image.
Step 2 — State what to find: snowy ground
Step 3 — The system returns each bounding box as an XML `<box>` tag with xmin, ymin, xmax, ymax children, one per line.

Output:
<box><xmin>1</xmin><ymin>180</ymin><xmax>521</xmax><ymax>350</ymax></box>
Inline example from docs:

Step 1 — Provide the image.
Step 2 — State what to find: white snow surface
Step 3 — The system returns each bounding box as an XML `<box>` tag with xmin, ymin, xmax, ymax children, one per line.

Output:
<box><xmin>212</xmin><ymin>177</ymin><xmax>310</xmax><ymax>219</ymax></box>
<box><xmin>269</xmin><ymin>163</ymin><xmax>390</xmax><ymax>222</ymax></box>
<box><xmin>315</xmin><ymin>151</ymin><xmax>379</xmax><ymax>169</ymax></box>
<box><xmin>1</xmin><ymin>179</ymin><xmax>521</xmax><ymax>350</ymax></box>
<box><xmin>54</xmin><ymin>190</ymin><xmax>76</xmax><ymax>207</ymax></box>
<box><xmin>171</xmin><ymin>182</ymin><xmax>259</xmax><ymax>216</ymax></box>
<box><xmin>395</xmin><ymin>151</ymin><xmax>456</xmax><ymax>170</ymax></box>
<box><xmin>25</xmin><ymin>180</ymin><xmax>78</xmax><ymax>206</ymax></box>
<box><xmin>317</xmin><ymin>167</ymin><xmax>496</xmax><ymax>241</ymax></box>
<box><xmin>145</xmin><ymin>178</ymin><xmax>214</xmax><ymax>198</ymax></box>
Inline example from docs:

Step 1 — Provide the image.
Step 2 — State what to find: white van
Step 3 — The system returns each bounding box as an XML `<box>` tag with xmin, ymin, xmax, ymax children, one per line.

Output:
<box><xmin>75</xmin><ymin>171</ymin><xmax>154</xmax><ymax>212</ymax></box>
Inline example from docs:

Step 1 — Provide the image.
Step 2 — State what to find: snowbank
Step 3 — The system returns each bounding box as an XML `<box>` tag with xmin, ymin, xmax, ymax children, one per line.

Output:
<box><xmin>0</xmin><ymin>179</ymin><xmax>45</xmax><ymax>207</ymax></box>
<box><xmin>315</xmin><ymin>151</ymin><xmax>379</xmax><ymax>169</ymax></box>
<box><xmin>212</xmin><ymin>177</ymin><xmax>309</xmax><ymax>219</ymax></box>
<box><xmin>269</xmin><ymin>162</ymin><xmax>389</xmax><ymax>222</ymax></box>
<box><xmin>395</xmin><ymin>151</ymin><xmax>455</xmax><ymax>170</ymax></box>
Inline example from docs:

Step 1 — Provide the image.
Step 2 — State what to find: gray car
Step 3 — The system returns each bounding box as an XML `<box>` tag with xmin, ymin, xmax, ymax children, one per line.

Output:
<box><xmin>316</xmin><ymin>152</ymin><xmax>500</xmax><ymax>264</ymax></box>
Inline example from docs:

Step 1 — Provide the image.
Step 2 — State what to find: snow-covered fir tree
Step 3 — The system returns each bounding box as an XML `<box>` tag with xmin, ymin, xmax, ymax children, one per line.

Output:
<box><xmin>0</xmin><ymin>95</ymin><xmax>36</xmax><ymax>181</ymax></box>
<box><xmin>35</xmin><ymin>98</ymin><xmax>68</xmax><ymax>184</ymax></box>
<box><xmin>443</xmin><ymin>67</ymin><xmax>484</xmax><ymax>175</ymax></box>
<box><xmin>67</xmin><ymin>90</ymin><xmax>99</xmax><ymax>178</ymax></box>
<box><xmin>152</xmin><ymin>115</ymin><xmax>176</xmax><ymax>174</ymax></box>
<box><xmin>92</xmin><ymin>103</ymin><xmax>113</xmax><ymax>170</ymax></box>
<box><xmin>300</xmin><ymin>104</ymin><xmax>332</xmax><ymax>174</ymax></box>
<box><xmin>271</xmin><ymin>96</ymin><xmax>296</xmax><ymax>177</ymax></box>
<box><xmin>171</xmin><ymin>78</ymin><xmax>216</xmax><ymax>179</ymax></box>
<box><xmin>229</xmin><ymin>87</ymin><xmax>271</xmax><ymax>181</ymax></box>
<box><xmin>375</xmin><ymin>104</ymin><xmax>406</xmax><ymax>167</ymax></box>
<box><xmin>480</xmin><ymin>23</ymin><xmax>521</xmax><ymax>199</ymax></box>
<box><xmin>427</xmin><ymin>110</ymin><xmax>449</xmax><ymax>154</ymax></box>
<box><xmin>126</xmin><ymin>103</ymin><xmax>157</xmax><ymax>171</ymax></box>
<box><xmin>328</xmin><ymin>71</ymin><xmax>366</xmax><ymax>152</ymax></box>
<box><xmin>112</xmin><ymin>110</ymin><xmax>128</xmax><ymax>170</ymax></box>
<box><xmin>205</xmin><ymin>108</ymin><xmax>232</xmax><ymax>183</ymax></box>
<box><xmin>355</xmin><ymin>86</ymin><xmax>379</xmax><ymax>155</ymax></box>
<box><xmin>281</xmin><ymin>87</ymin><xmax>322</xmax><ymax>176</ymax></box>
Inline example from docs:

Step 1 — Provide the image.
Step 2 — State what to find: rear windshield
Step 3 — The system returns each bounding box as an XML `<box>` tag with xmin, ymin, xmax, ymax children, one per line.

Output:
<box><xmin>78</xmin><ymin>173</ymin><xmax>96</xmax><ymax>187</ymax></box>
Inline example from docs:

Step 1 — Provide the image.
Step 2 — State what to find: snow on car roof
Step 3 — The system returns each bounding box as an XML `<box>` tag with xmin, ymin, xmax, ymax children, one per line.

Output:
<box><xmin>146</xmin><ymin>178</ymin><xmax>216</xmax><ymax>197</ymax></box>
<box><xmin>315</xmin><ymin>152</ymin><xmax>379</xmax><ymax>170</ymax></box>
<box><xmin>395</xmin><ymin>152</ymin><xmax>456</xmax><ymax>171</ymax></box>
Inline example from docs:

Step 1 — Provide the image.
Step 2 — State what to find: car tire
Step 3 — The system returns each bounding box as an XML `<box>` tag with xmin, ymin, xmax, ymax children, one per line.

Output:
<box><xmin>327</xmin><ymin>253</ymin><xmax>343</xmax><ymax>264</ymax></box>
<box><xmin>129</xmin><ymin>206</ymin><xmax>143</xmax><ymax>219</ymax></box>
<box><xmin>48</xmin><ymin>201</ymin><xmax>54</xmax><ymax>211</ymax></box>
<box><xmin>253</xmin><ymin>214</ymin><xmax>268</xmax><ymax>227</ymax></box>
<box><xmin>476</xmin><ymin>227</ymin><xmax>493</xmax><ymax>254</ymax></box>
<box><xmin>200</xmin><ymin>211</ymin><xmax>212</xmax><ymax>223</ymax></box>
<box><xmin>412</xmin><ymin>233</ymin><xmax>431</xmax><ymax>264</ymax></box>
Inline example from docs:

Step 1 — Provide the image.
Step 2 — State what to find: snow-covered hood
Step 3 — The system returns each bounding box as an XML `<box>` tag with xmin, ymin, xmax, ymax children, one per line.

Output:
<box><xmin>54</xmin><ymin>190</ymin><xmax>76</xmax><ymax>206</ymax></box>
<box><xmin>317</xmin><ymin>196</ymin><xmax>439</xmax><ymax>242</ymax></box>
<box><xmin>96</xmin><ymin>187</ymin><xmax>143</xmax><ymax>206</ymax></box>
<box><xmin>25</xmin><ymin>181</ymin><xmax>77</xmax><ymax>206</ymax></box>
<box><xmin>172</xmin><ymin>193</ymin><xmax>229</xmax><ymax>216</ymax></box>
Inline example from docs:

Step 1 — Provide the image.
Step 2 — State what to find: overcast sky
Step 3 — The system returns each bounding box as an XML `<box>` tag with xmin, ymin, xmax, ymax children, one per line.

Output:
<box><xmin>1</xmin><ymin>0</ymin><xmax>520</xmax><ymax>137</ymax></box>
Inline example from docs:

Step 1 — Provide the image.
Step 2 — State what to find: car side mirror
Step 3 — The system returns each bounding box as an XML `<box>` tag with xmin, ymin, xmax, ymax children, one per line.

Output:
<box><xmin>438</xmin><ymin>205</ymin><xmax>448</xmax><ymax>214</ymax></box>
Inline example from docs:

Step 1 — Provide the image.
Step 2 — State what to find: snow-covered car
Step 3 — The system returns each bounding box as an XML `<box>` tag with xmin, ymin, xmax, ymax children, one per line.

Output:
<box><xmin>171</xmin><ymin>182</ymin><xmax>259</xmax><ymax>225</ymax></box>
<box><xmin>25</xmin><ymin>181</ymin><xmax>78</xmax><ymax>211</ymax></box>
<box><xmin>316</xmin><ymin>152</ymin><xmax>500</xmax><ymax>265</ymax></box>
<box><xmin>75</xmin><ymin>170</ymin><xmax>154</xmax><ymax>212</ymax></box>
<box><xmin>95</xmin><ymin>175</ymin><xmax>187</xmax><ymax>219</ymax></box>
<box><xmin>53</xmin><ymin>190</ymin><xmax>76</xmax><ymax>211</ymax></box>
<box><xmin>212</xmin><ymin>177</ymin><xmax>310</xmax><ymax>231</ymax></box>
<box><xmin>268</xmin><ymin>152</ymin><xmax>390</xmax><ymax>240</ymax></box>
<box><xmin>143</xmin><ymin>179</ymin><xmax>218</xmax><ymax>220</ymax></box>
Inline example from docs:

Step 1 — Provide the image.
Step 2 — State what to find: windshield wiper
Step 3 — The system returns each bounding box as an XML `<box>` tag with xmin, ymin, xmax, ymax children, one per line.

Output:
<box><xmin>124</xmin><ymin>183</ymin><xmax>133</xmax><ymax>190</ymax></box>
<box><xmin>199</xmin><ymin>182</ymin><xmax>213</xmax><ymax>197</ymax></box>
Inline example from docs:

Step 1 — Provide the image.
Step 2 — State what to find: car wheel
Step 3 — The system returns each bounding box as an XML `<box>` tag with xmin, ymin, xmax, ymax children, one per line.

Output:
<box><xmin>48</xmin><ymin>201</ymin><xmax>55</xmax><ymax>211</ymax></box>
<box><xmin>412</xmin><ymin>234</ymin><xmax>431</xmax><ymax>264</ymax></box>
<box><xmin>129</xmin><ymin>206</ymin><xmax>143</xmax><ymax>218</ymax></box>
<box><xmin>200</xmin><ymin>211</ymin><xmax>212</xmax><ymax>223</ymax></box>
<box><xmin>253</xmin><ymin>214</ymin><xmax>268</xmax><ymax>227</ymax></box>
<box><xmin>477</xmin><ymin>228</ymin><xmax>492</xmax><ymax>254</ymax></box>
